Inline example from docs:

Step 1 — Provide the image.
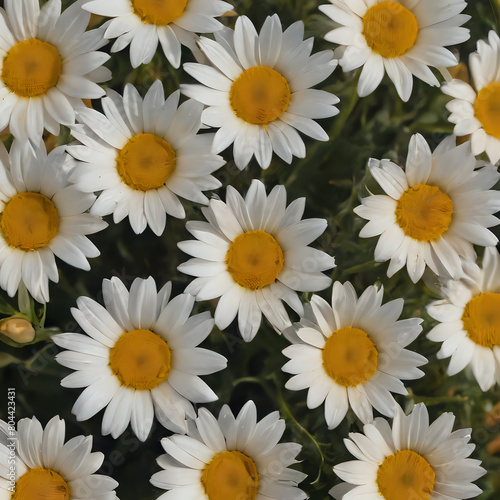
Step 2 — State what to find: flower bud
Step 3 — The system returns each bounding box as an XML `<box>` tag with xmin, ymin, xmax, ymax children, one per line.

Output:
<box><xmin>0</xmin><ymin>318</ymin><xmax>35</xmax><ymax>343</ymax></box>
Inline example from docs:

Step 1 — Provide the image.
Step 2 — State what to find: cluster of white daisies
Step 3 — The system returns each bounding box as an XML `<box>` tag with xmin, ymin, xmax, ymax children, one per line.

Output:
<box><xmin>0</xmin><ymin>0</ymin><xmax>499</xmax><ymax>499</ymax></box>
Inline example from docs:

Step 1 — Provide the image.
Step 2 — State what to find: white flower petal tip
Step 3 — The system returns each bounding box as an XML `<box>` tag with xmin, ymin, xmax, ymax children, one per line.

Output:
<box><xmin>68</xmin><ymin>81</ymin><xmax>225</xmax><ymax>236</ymax></box>
<box><xmin>320</xmin><ymin>0</ymin><xmax>469</xmax><ymax>101</ymax></box>
<box><xmin>178</xmin><ymin>179</ymin><xmax>335</xmax><ymax>340</ymax></box>
<box><xmin>331</xmin><ymin>402</ymin><xmax>485</xmax><ymax>499</ymax></box>
<box><xmin>181</xmin><ymin>14</ymin><xmax>339</xmax><ymax>169</ymax></box>
<box><xmin>0</xmin><ymin>140</ymin><xmax>106</xmax><ymax>304</ymax></box>
<box><xmin>442</xmin><ymin>30</ymin><xmax>500</xmax><ymax>165</ymax></box>
<box><xmin>151</xmin><ymin>400</ymin><xmax>307</xmax><ymax>499</ymax></box>
<box><xmin>355</xmin><ymin>133</ymin><xmax>500</xmax><ymax>283</ymax></box>
<box><xmin>427</xmin><ymin>246</ymin><xmax>500</xmax><ymax>391</ymax></box>
<box><xmin>53</xmin><ymin>276</ymin><xmax>226</xmax><ymax>441</ymax></box>
<box><xmin>282</xmin><ymin>281</ymin><xmax>425</xmax><ymax>429</ymax></box>
<box><xmin>84</xmin><ymin>0</ymin><xmax>233</xmax><ymax>68</ymax></box>
<box><xmin>0</xmin><ymin>0</ymin><xmax>110</xmax><ymax>143</ymax></box>
<box><xmin>1</xmin><ymin>415</ymin><xmax>119</xmax><ymax>498</ymax></box>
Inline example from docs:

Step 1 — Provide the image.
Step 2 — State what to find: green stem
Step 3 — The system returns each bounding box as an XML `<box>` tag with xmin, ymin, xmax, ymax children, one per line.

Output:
<box><xmin>329</xmin><ymin>83</ymin><xmax>360</xmax><ymax>143</ymax></box>
<box><xmin>490</xmin><ymin>0</ymin><xmax>500</xmax><ymax>28</ymax></box>
<box><xmin>233</xmin><ymin>374</ymin><xmax>326</xmax><ymax>484</ymax></box>
<box><xmin>408</xmin><ymin>389</ymin><xmax>469</xmax><ymax>406</ymax></box>
<box><xmin>269</xmin><ymin>374</ymin><xmax>325</xmax><ymax>484</ymax></box>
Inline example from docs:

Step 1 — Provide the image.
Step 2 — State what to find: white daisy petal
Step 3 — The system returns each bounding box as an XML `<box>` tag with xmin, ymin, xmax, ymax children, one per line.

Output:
<box><xmin>0</xmin><ymin>0</ymin><xmax>105</xmax><ymax>141</ymax></box>
<box><xmin>129</xmin><ymin>23</ymin><xmax>158</xmax><ymax>67</ymax></box>
<box><xmin>5</xmin><ymin>415</ymin><xmax>118</xmax><ymax>497</ymax></box>
<box><xmin>152</xmin><ymin>402</ymin><xmax>306</xmax><ymax>498</ymax></box>
<box><xmin>0</xmin><ymin>141</ymin><xmax>105</xmax><ymax>302</ymax></box>
<box><xmin>178</xmin><ymin>180</ymin><xmax>333</xmax><ymax>340</ymax></box>
<box><xmin>85</xmin><ymin>0</ymin><xmax>228</xmax><ymax>68</ymax></box>
<box><xmin>333</xmin><ymin>403</ymin><xmax>484</xmax><ymax>499</ymax></box>
<box><xmin>233</xmin><ymin>15</ymin><xmax>259</xmax><ymax>69</ymax></box>
<box><xmin>101</xmin><ymin>385</ymin><xmax>134</xmax><ymax>439</ymax></box>
<box><xmin>182</xmin><ymin>14</ymin><xmax>338</xmax><ymax>169</ymax></box>
<box><xmin>356</xmin><ymin>134</ymin><xmax>500</xmax><ymax>283</ymax></box>
<box><xmin>441</xmin><ymin>31</ymin><xmax>500</xmax><ymax>163</ymax></box>
<box><xmin>55</xmin><ymin>277</ymin><xmax>226</xmax><ymax>440</ymax></box>
<box><xmin>321</xmin><ymin>0</ymin><xmax>469</xmax><ymax>99</ymax></box>
<box><xmin>69</xmin><ymin>83</ymin><xmax>224</xmax><ymax>235</ymax></box>
<box><xmin>283</xmin><ymin>279</ymin><xmax>425</xmax><ymax>430</ymax></box>
<box><xmin>427</xmin><ymin>246</ymin><xmax>500</xmax><ymax>390</ymax></box>
<box><xmin>130</xmin><ymin>390</ymin><xmax>155</xmax><ymax>442</ymax></box>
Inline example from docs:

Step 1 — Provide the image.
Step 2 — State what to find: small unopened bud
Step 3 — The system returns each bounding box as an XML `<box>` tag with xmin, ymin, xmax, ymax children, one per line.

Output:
<box><xmin>0</xmin><ymin>318</ymin><xmax>35</xmax><ymax>343</ymax></box>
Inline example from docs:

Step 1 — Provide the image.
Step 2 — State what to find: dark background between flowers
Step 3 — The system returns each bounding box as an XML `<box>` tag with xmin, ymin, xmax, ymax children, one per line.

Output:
<box><xmin>1</xmin><ymin>0</ymin><xmax>500</xmax><ymax>498</ymax></box>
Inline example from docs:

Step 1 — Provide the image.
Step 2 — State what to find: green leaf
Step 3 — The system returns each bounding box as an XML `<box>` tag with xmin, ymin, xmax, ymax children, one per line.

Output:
<box><xmin>17</xmin><ymin>280</ymin><xmax>32</xmax><ymax>317</ymax></box>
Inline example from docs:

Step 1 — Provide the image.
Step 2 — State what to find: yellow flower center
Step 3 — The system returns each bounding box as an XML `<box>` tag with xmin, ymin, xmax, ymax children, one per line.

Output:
<box><xmin>363</xmin><ymin>1</ymin><xmax>418</xmax><ymax>59</ymax></box>
<box><xmin>462</xmin><ymin>292</ymin><xmax>500</xmax><ymax>349</ymax></box>
<box><xmin>116</xmin><ymin>133</ymin><xmax>176</xmax><ymax>191</ymax></box>
<box><xmin>109</xmin><ymin>329</ymin><xmax>171</xmax><ymax>390</ymax></box>
<box><xmin>12</xmin><ymin>467</ymin><xmax>69</xmax><ymax>500</ymax></box>
<box><xmin>474</xmin><ymin>82</ymin><xmax>500</xmax><ymax>140</ymax></box>
<box><xmin>395</xmin><ymin>184</ymin><xmax>453</xmax><ymax>241</ymax></box>
<box><xmin>225</xmin><ymin>230</ymin><xmax>284</xmax><ymax>290</ymax></box>
<box><xmin>131</xmin><ymin>0</ymin><xmax>189</xmax><ymax>25</ymax></box>
<box><xmin>322</xmin><ymin>326</ymin><xmax>378</xmax><ymax>387</ymax></box>
<box><xmin>229</xmin><ymin>66</ymin><xmax>291</xmax><ymax>125</ymax></box>
<box><xmin>377</xmin><ymin>449</ymin><xmax>435</xmax><ymax>500</ymax></box>
<box><xmin>201</xmin><ymin>451</ymin><xmax>259</xmax><ymax>500</ymax></box>
<box><xmin>0</xmin><ymin>193</ymin><xmax>59</xmax><ymax>251</ymax></box>
<box><xmin>2</xmin><ymin>39</ymin><xmax>62</xmax><ymax>98</ymax></box>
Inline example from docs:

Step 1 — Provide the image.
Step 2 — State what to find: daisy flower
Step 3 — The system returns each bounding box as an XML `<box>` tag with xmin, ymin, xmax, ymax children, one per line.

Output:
<box><xmin>354</xmin><ymin>133</ymin><xmax>500</xmax><ymax>283</ymax></box>
<box><xmin>282</xmin><ymin>281</ymin><xmax>426</xmax><ymax>430</ymax></box>
<box><xmin>330</xmin><ymin>402</ymin><xmax>485</xmax><ymax>500</ymax></box>
<box><xmin>177</xmin><ymin>179</ymin><xmax>335</xmax><ymax>341</ymax></box>
<box><xmin>0</xmin><ymin>140</ymin><xmax>106</xmax><ymax>304</ymax></box>
<box><xmin>181</xmin><ymin>14</ymin><xmax>339</xmax><ymax>170</ymax></box>
<box><xmin>150</xmin><ymin>400</ymin><xmax>307</xmax><ymax>500</ymax></box>
<box><xmin>442</xmin><ymin>31</ymin><xmax>500</xmax><ymax>164</ymax></box>
<box><xmin>0</xmin><ymin>415</ymin><xmax>118</xmax><ymax>499</ymax></box>
<box><xmin>0</xmin><ymin>0</ymin><xmax>111</xmax><ymax>144</ymax></box>
<box><xmin>427</xmin><ymin>246</ymin><xmax>500</xmax><ymax>391</ymax></box>
<box><xmin>83</xmin><ymin>0</ymin><xmax>232</xmax><ymax>68</ymax></box>
<box><xmin>54</xmin><ymin>276</ymin><xmax>227</xmax><ymax>442</ymax></box>
<box><xmin>319</xmin><ymin>0</ymin><xmax>470</xmax><ymax>101</ymax></box>
<box><xmin>68</xmin><ymin>81</ymin><xmax>225</xmax><ymax>236</ymax></box>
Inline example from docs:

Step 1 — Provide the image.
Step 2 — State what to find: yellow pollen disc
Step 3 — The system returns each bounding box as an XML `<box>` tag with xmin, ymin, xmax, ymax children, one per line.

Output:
<box><xmin>131</xmin><ymin>0</ymin><xmax>189</xmax><ymax>25</ymax></box>
<box><xmin>322</xmin><ymin>326</ymin><xmax>378</xmax><ymax>387</ymax></box>
<box><xmin>225</xmin><ymin>230</ymin><xmax>284</xmax><ymax>290</ymax></box>
<box><xmin>395</xmin><ymin>184</ymin><xmax>453</xmax><ymax>242</ymax></box>
<box><xmin>474</xmin><ymin>82</ymin><xmax>500</xmax><ymax>140</ymax></box>
<box><xmin>462</xmin><ymin>292</ymin><xmax>500</xmax><ymax>348</ymax></box>
<box><xmin>201</xmin><ymin>450</ymin><xmax>259</xmax><ymax>500</ymax></box>
<box><xmin>109</xmin><ymin>329</ymin><xmax>171</xmax><ymax>390</ymax></box>
<box><xmin>116</xmin><ymin>133</ymin><xmax>176</xmax><ymax>191</ymax></box>
<box><xmin>2</xmin><ymin>39</ymin><xmax>62</xmax><ymax>98</ymax></box>
<box><xmin>12</xmin><ymin>467</ymin><xmax>69</xmax><ymax>500</ymax></box>
<box><xmin>377</xmin><ymin>449</ymin><xmax>435</xmax><ymax>500</ymax></box>
<box><xmin>0</xmin><ymin>193</ymin><xmax>59</xmax><ymax>251</ymax></box>
<box><xmin>363</xmin><ymin>1</ymin><xmax>418</xmax><ymax>59</ymax></box>
<box><xmin>230</xmin><ymin>66</ymin><xmax>291</xmax><ymax>125</ymax></box>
